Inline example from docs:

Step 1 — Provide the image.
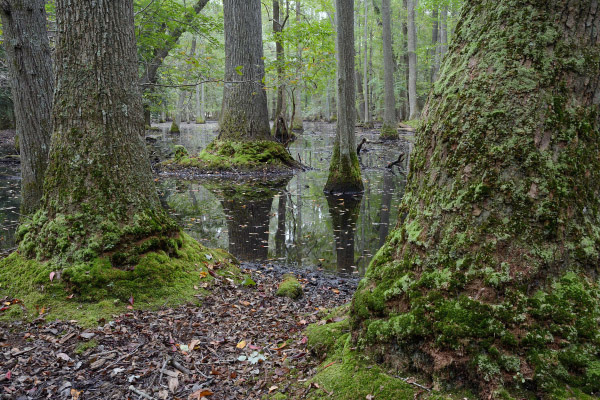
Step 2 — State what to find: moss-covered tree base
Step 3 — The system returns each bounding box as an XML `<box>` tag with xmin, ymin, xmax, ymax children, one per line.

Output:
<box><xmin>170</xmin><ymin>121</ymin><xmax>180</xmax><ymax>133</ymax></box>
<box><xmin>289</xmin><ymin>308</ymin><xmax>596</xmax><ymax>400</ymax></box>
<box><xmin>324</xmin><ymin>147</ymin><xmax>363</xmax><ymax>194</ymax></box>
<box><xmin>380</xmin><ymin>124</ymin><xmax>398</xmax><ymax>140</ymax></box>
<box><xmin>0</xmin><ymin>232</ymin><xmax>240</xmax><ymax>327</ymax></box>
<box><xmin>195</xmin><ymin>118</ymin><xmax>206</xmax><ymax>124</ymax></box>
<box><xmin>162</xmin><ymin>139</ymin><xmax>301</xmax><ymax>174</ymax></box>
<box><xmin>352</xmin><ymin>232</ymin><xmax>600</xmax><ymax>398</ymax></box>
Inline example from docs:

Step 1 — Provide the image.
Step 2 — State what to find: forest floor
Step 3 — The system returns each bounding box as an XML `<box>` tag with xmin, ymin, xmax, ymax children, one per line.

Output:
<box><xmin>0</xmin><ymin>262</ymin><xmax>358</xmax><ymax>400</ymax></box>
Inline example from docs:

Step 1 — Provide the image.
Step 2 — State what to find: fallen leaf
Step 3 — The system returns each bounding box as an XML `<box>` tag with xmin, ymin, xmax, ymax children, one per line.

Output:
<box><xmin>189</xmin><ymin>339</ymin><xmax>200</xmax><ymax>350</ymax></box>
<box><xmin>168</xmin><ymin>376</ymin><xmax>179</xmax><ymax>393</ymax></box>
<box><xmin>323</xmin><ymin>361</ymin><xmax>336</xmax><ymax>369</ymax></box>
<box><xmin>189</xmin><ymin>389</ymin><xmax>214</xmax><ymax>399</ymax></box>
<box><xmin>236</xmin><ymin>340</ymin><xmax>246</xmax><ymax>349</ymax></box>
<box><xmin>240</xmin><ymin>301</ymin><xmax>251</xmax><ymax>306</ymax></box>
<box><xmin>129</xmin><ymin>295</ymin><xmax>134</xmax><ymax>306</ymax></box>
<box><xmin>332</xmin><ymin>288</ymin><xmax>340</xmax><ymax>294</ymax></box>
<box><xmin>5</xmin><ymin>371</ymin><xmax>11</xmax><ymax>380</ymax></box>
<box><xmin>57</xmin><ymin>353</ymin><xmax>72</xmax><ymax>362</ymax></box>
<box><xmin>49</xmin><ymin>272</ymin><xmax>55</xmax><ymax>282</ymax></box>
<box><xmin>268</xmin><ymin>385</ymin><xmax>279</xmax><ymax>393</ymax></box>
<box><xmin>366</xmin><ymin>395</ymin><xmax>375</xmax><ymax>400</ymax></box>
<box><xmin>70</xmin><ymin>388</ymin><xmax>82</xmax><ymax>399</ymax></box>
<box><xmin>199</xmin><ymin>271</ymin><xmax>208</xmax><ymax>278</ymax></box>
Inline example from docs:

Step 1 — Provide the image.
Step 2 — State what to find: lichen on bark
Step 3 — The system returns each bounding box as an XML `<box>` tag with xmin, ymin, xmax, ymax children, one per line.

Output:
<box><xmin>350</xmin><ymin>0</ymin><xmax>600</xmax><ymax>397</ymax></box>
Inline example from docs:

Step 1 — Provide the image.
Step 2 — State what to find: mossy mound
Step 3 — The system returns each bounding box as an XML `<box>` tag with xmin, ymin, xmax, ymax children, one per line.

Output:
<box><xmin>196</xmin><ymin>118</ymin><xmax>206</xmax><ymax>124</ymax></box>
<box><xmin>0</xmin><ymin>232</ymin><xmax>238</xmax><ymax>327</ymax></box>
<box><xmin>380</xmin><ymin>124</ymin><xmax>398</xmax><ymax>140</ymax></box>
<box><xmin>163</xmin><ymin>140</ymin><xmax>300</xmax><ymax>173</ymax></box>
<box><xmin>276</xmin><ymin>274</ymin><xmax>303</xmax><ymax>300</ymax></box>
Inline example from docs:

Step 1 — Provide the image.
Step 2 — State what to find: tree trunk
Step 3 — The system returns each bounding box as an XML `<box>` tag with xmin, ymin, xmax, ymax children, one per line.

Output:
<box><xmin>380</xmin><ymin>0</ymin><xmax>397</xmax><ymax>139</ymax></box>
<box><xmin>430</xmin><ymin>7</ymin><xmax>439</xmax><ymax>82</ymax></box>
<box><xmin>220</xmin><ymin>0</ymin><xmax>271</xmax><ymax>140</ymax></box>
<box><xmin>176</xmin><ymin>38</ymin><xmax>197</xmax><ymax>127</ymax></box>
<box><xmin>352</xmin><ymin>0</ymin><xmax>600</xmax><ymax>396</ymax></box>
<box><xmin>273</xmin><ymin>0</ymin><xmax>286</xmax><ymax>121</ymax></box>
<box><xmin>401</xmin><ymin>0</ymin><xmax>409</xmax><ymax>121</ymax></box>
<box><xmin>324</xmin><ymin>0</ymin><xmax>363</xmax><ymax>194</ymax></box>
<box><xmin>439</xmin><ymin>6</ymin><xmax>448</xmax><ymax>59</ymax></box>
<box><xmin>292</xmin><ymin>0</ymin><xmax>304</xmax><ymax>131</ymax></box>
<box><xmin>356</xmin><ymin>68</ymin><xmax>365</xmax><ymax>122</ymax></box>
<box><xmin>19</xmin><ymin>0</ymin><xmax>178</xmax><ymax>264</ymax></box>
<box><xmin>0</xmin><ymin>0</ymin><xmax>53</xmax><ymax>215</ymax></box>
<box><xmin>362</xmin><ymin>0</ymin><xmax>370</xmax><ymax>127</ymax></box>
<box><xmin>407</xmin><ymin>0</ymin><xmax>418</xmax><ymax>119</ymax></box>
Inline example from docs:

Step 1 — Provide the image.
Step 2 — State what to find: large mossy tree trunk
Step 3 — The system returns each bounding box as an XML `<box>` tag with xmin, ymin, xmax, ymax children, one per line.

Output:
<box><xmin>0</xmin><ymin>0</ymin><xmax>53</xmax><ymax>215</ymax></box>
<box><xmin>19</xmin><ymin>0</ymin><xmax>178</xmax><ymax>266</ymax></box>
<box><xmin>220</xmin><ymin>0</ymin><xmax>271</xmax><ymax>140</ymax></box>
<box><xmin>351</xmin><ymin>0</ymin><xmax>600</xmax><ymax>397</ymax></box>
<box><xmin>324</xmin><ymin>0</ymin><xmax>363</xmax><ymax>194</ymax></box>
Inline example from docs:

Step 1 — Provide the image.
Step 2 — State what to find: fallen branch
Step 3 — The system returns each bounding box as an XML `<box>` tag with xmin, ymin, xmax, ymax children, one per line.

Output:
<box><xmin>128</xmin><ymin>385</ymin><xmax>158</xmax><ymax>400</ymax></box>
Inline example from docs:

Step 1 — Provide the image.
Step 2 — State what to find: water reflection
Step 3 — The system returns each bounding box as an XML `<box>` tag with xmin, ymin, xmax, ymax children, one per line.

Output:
<box><xmin>206</xmin><ymin>178</ymin><xmax>290</xmax><ymax>261</ymax></box>
<box><xmin>326</xmin><ymin>193</ymin><xmax>363</xmax><ymax>275</ymax></box>
<box><xmin>153</xmin><ymin>121</ymin><xmax>409</xmax><ymax>277</ymax></box>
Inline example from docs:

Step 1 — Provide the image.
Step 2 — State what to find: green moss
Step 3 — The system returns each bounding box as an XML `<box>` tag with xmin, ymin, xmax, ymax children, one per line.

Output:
<box><xmin>0</xmin><ymin>233</ymin><xmax>238</xmax><ymax>327</ymax></box>
<box><xmin>170</xmin><ymin>121</ymin><xmax>180</xmax><ymax>133</ymax></box>
<box><xmin>174</xmin><ymin>145</ymin><xmax>189</xmax><ymax>162</ymax></box>
<box><xmin>195</xmin><ymin>117</ymin><xmax>206</xmax><ymax>124</ymax></box>
<box><xmin>380</xmin><ymin>124</ymin><xmax>398</xmax><ymax>140</ymax></box>
<box><xmin>324</xmin><ymin>144</ymin><xmax>363</xmax><ymax>194</ymax></box>
<box><xmin>75</xmin><ymin>339</ymin><xmax>98</xmax><ymax>354</ymax></box>
<box><xmin>163</xmin><ymin>139</ymin><xmax>299</xmax><ymax>173</ymax></box>
<box><xmin>276</xmin><ymin>274</ymin><xmax>303</xmax><ymax>300</ymax></box>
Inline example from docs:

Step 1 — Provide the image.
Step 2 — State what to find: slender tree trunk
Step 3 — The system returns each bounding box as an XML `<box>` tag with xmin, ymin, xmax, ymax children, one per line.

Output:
<box><xmin>273</xmin><ymin>0</ymin><xmax>286</xmax><ymax>120</ymax></box>
<box><xmin>356</xmin><ymin>68</ymin><xmax>365</xmax><ymax>122</ymax></box>
<box><xmin>0</xmin><ymin>0</ymin><xmax>53</xmax><ymax>215</ymax></box>
<box><xmin>220</xmin><ymin>0</ymin><xmax>271</xmax><ymax>140</ymax></box>
<box><xmin>381</xmin><ymin>0</ymin><xmax>397</xmax><ymax>139</ymax></box>
<box><xmin>292</xmin><ymin>0</ymin><xmax>304</xmax><ymax>131</ymax></box>
<box><xmin>362</xmin><ymin>0</ymin><xmax>370</xmax><ymax>127</ymax></box>
<box><xmin>401</xmin><ymin>0</ymin><xmax>409</xmax><ymax>120</ymax></box>
<box><xmin>430</xmin><ymin>7</ymin><xmax>439</xmax><ymax>82</ymax></box>
<box><xmin>407</xmin><ymin>0</ymin><xmax>418</xmax><ymax>119</ymax></box>
<box><xmin>20</xmin><ymin>0</ymin><xmax>178</xmax><ymax>264</ymax></box>
<box><xmin>352</xmin><ymin>0</ymin><xmax>600</xmax><ymax>396</ymax></box>
<box><xmin>176</xmin><ymin>38</ymin><xmax>197</xmax><ymax>127</ymax></box>
<box><xmin>325</xmin><ymin>0</ymin><xmax>363</xmax><ymax>194</ymax></box>
<box><xmin>440</xmin><ymin>6</ymin><xmax>448</xmax><ymax>59</ymax></box>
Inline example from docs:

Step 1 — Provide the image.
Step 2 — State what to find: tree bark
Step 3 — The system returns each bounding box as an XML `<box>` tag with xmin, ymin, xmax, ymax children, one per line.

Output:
<box><xmin>362</xmin><ymin>0</ymin><xmax>371</xmax><ymax>127</ymax></box>
<box><xmin>20</xmin><ymin>0</ymin><xmax>178</xmax><ymax>264</ymax></box>
<box><xmin>292</xmin><ymin>0</ymin><xmax>304</xmax><ymax>131</ymax></box>
<box><xmin>324</xmin><ymin>0</ymin><xmax>363</xmax><ymax>194</ymax></box>
<box><xmin>406</xmin><ymin>0</ymin><xmax>418</xmax><ymax>119</ymax></box>
<box><xmin>352</xmin><ymin>0</ymin><xmax>600</xmax><ymax>395</ymax></box>
<box><xmin>380</xmin><ymin>0</ymin><xmax>397</xmax><ymax>138</ymax></box>
<box><xmin>176</xmin><ymin>38</ymin><xmax>197</xmax><ymax>127</ymax></box>
<box><xmin>430</xmin><ymin>7</ymin><xmax>439</xmax><ymax>82</ymax></box>
<box><xmin>220</xmin><ymin>0</ymin><xmax>271</xmax><ymax>140</ymax></box>
<box><xmin>273</xmin><ymin>0</ymin><xmax>286</xmax><ymax>120</ymax></box>
<box><xmin>0</xmin><ymin>0</ymin><xmax>53</xmax><ymax>215</ymax></box>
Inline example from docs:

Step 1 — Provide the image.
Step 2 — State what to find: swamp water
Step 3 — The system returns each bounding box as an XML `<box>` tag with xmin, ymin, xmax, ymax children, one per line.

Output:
<box><xmin>0</xmin><ymin>122</ymin><xmax>411</xmax><ymax>277</ymax></box>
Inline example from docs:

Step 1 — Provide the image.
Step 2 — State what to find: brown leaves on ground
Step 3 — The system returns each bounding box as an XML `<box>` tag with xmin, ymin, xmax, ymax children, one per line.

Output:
<box><xmin>0</xmin><ymin>263</ymin><xmax>356</xmax><ymax>399</ymax></box>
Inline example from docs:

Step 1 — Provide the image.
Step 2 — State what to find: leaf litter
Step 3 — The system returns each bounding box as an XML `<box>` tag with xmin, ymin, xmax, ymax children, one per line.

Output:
<box><xmin>0</xmin><ymin>262</ymin><xmax>357</xmax><ymax>399</ymax></box>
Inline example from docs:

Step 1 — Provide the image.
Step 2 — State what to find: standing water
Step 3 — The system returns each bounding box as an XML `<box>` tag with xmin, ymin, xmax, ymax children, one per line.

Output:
<box><xmin>0</xmin><ymin>122</ymin><xmax>411</xmax><ymax>276</ymax></box>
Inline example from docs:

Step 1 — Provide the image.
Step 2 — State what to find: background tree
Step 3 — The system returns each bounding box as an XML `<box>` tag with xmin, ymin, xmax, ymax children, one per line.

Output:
<box><xmin>324</xmin><ymin>0</ymin><xmax>362</xmax><ymax>194</ymax></box>
<box><xmin>0</xmin><ymin>0</ymin><xmax>53</xmax><ymax>215</ymax></box>
<box><xmin>406</xmin><ymin>0</ymin><xmax>418</xmax><ymax>119</ymax></box>
<box><xmin>380</xmin><ymin>0</ymin><xmax>397</xmax><ymax>139</ymax></box>
<box><xmin>220</xmin><ymin>0</ymin><xmax>270</xmax><ymax>139</ymax></box>
<box><xmin>351</xmin><ymin>0</ymin><xmax>600</xmax><ymax>396</ymax></box>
